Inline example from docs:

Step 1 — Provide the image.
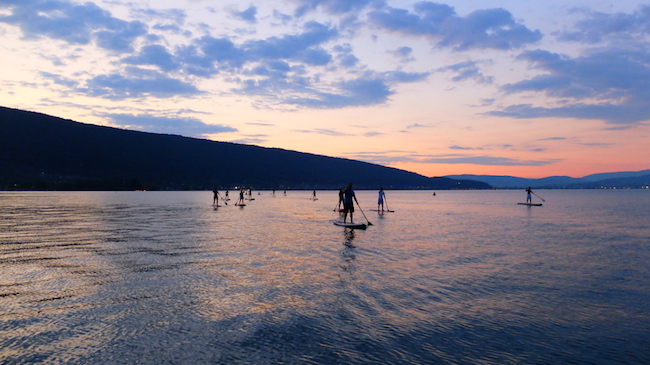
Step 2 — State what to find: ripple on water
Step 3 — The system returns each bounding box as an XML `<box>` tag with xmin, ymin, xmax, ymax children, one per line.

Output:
<box><xmin>1</xmin><ymin>191</ymin><xmax>649</xmax><ymax>364</ymax></box>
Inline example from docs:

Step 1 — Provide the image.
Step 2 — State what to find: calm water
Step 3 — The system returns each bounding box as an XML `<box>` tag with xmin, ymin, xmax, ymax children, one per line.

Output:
<box><xmin>1</xmin><ymin>190</ymin><xmax>648</xmax><ymax>364</ymax></box>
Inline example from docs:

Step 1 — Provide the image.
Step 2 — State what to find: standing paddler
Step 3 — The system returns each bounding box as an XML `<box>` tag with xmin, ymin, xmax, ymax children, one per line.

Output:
<box><xmin>377</xmin><ymin>187</ymin><xmax>386</xmax><ymax>212</ymax></box>
<box><xmin>526</xmin><ymin>187</ymin><xmax>533</xmax><ymax>204</ymax></box>
<box><xmin>343</xmin><ymin>183</ymin><xmax>359</xmax><ymax>223</ymax></box>
<box><xmin>212</xmin><ymin>188</ymin><xmax>219</xmax><ymax>206</ymax></box>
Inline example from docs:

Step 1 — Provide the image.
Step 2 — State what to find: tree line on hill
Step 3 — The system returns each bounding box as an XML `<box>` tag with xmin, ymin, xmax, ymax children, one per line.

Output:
<box><xmin>0</xmin><ymin>107</ymin><xmax>490</xmax><ymax>191</ymax></box>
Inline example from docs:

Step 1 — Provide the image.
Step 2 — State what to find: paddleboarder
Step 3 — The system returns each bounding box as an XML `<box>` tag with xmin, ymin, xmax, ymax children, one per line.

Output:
<box><xmin>377</xmin><ymin>187</ymin><xmax>386</xmax><ymax>212</ymax></box>
<box><xmin>236</xmin><ymin>189</ymin><xmax>245</xmax><ymax>206</ymax></box>
<box><xmin>337</xmin><ymin>188</ymin><xmax>344</xmax><ymax>211</ymax></box>
<box><xmin>526</xmin><ymin>187</ymin><xmax>533</xmax><ymax>204</ymax></box>
<box><xmin>343</xmin><ymin>183</ymin><xmax>359</xmax><ymax>223</ymax></box>
<box><xmin>213</xmin><ymin>189</ymin><xmax>219</xmax><ymax>206</ymax></box>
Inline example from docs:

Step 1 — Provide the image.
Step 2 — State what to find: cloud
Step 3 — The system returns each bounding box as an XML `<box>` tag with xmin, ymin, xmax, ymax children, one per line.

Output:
<box><xmin>384</xmin><ymin>71</ymin><xmax>430</xmax><ymax>83</ymax></box>
<box><xmin>556</xmin><ymin>5</ymin><xmax>650</xmax><ymax>44</ymax></box>
<box><xmin>389</xmin><ymin>46</ymin><xmax>415</xmax><ymax>62</ymax></box>
<box><xmin>293</xmin><ymin>0</ymin><xmax>381</xmax><ymax>16</ymax></box>
<box><xmin>400</xmin><ymin>123</ymin><xmax>433</xmax><ymax>132</ymax></box>
<box><xmin>132</xmin><ymin>8</ymin><xmax>187</xmax><ymax>26</ymax></box>
<box><xmin>345</xmin><ymin>150</ymin><xmax>559</xmax><ymax>167</ymax></box>
<box><xmin>231</xmin><ymin>6</ymin><xmax>257</xmax><ymax>23</ymax></box>
<box><xmin>122</xmin><ymin>45</ymin><xmax>179</xmax><ymax>72</ymax></box>
<box><xmin>0</xmin><ymin>0</ymin><xmax>147</xmax><ymax>52</ymax></box>
<box><xmin>418</xmin><ymin>155</ymin><xmax>560</xmax><ymax>166</ymax></box>
<box><xmin>495</xmin><ymin>48</ymin><xmax>650</xmax><ymax>124</ymax></box>
<box><xmin>283</xmin><ymin>74</ymin><xmax>394</xmax><ymax>108</ymax></box>
<box><xmin>84</xmin><ymin>68</ymin><xmax>202</xmax><ymax>99</ymax></box>
<box><xmin>579</xmin><ymin>142</ymin><xmax>613</xmax><ymax>147</ymax></box>
<box><xmin>242</xmin><ymin>21</ymin><xmax>338</xmax><ymax>64</ymax></box>
<box><xmin>104</xmin><ymin>113</ymin><xmax>237</xmax><ymax>138</ymax></box>
<box><xmin>437</xmin><ymin>60</ymin><xmax>493</xmax><ymax>84</ymax></box>
<box><xmin>368</xmin><ymin>2</ymin><xmax>542</xmax><ymax>50</ymax></box>
<box><xmin>229</xmin><ymin>137</ymin><xmax>267</xmax><ymax>145</ymax></box>
<box><xmin>538</xmin><ymin>137</ymin><xmax>566</xmax><ymax>141</ymax></box>
<box><xmin>293</xmin><ymin>128</ymin><xmax>352</xmax><ymax>136</ymax></box>
<box><xmin>343</xmin><ymin>151</ymin><xmax>418</xmax><ymax>165</ymax></box>
<box><xmin>449</xmin><ymin>145</ymin><xmax>483</xmax><ymax>150</ymax></box>
<box><xmin>39</xmin><ymin>71</ymin><xmax>78</xmax><ymax>88</ymax></box>
<box><xmin>273</xmin><ymin>9</ymin><xmax>292</xmax><ymax>24</ymax></box>
<box><xmin>488</xmin><ymin>103</ymin><xmax>650</xmax><ymax>125</ymax></box>
<box><xmin>246</xmin><ymin>122</ymin><xmax>275</xmax><ymax>127</ymax></box>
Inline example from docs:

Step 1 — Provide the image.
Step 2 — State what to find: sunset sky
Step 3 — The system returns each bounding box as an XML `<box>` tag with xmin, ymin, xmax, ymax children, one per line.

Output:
<box><xmin>1</xmin><ymin>0</ymin><xmax>649</xmax><ymax>178</ymax></box>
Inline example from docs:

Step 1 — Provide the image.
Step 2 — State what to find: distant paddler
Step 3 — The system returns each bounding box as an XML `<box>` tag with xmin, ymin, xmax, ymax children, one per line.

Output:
<box><xmin>212</xmin><ymin>188</ymin><xmax>219</xmax><ymax>207</ymax></box>
<box><xmin>526</xmin><ymin>187</ymin><xmax>545</xmax><ymax>202</ymax></box>
<box><xmin>377</xmin><ymin>187</ymin><xmax>386</xmax><ymax>212</ymax></box>
<box><xmin>236</xmin><ymin>188</ymin><xmax>246</xmax><ymax>206</ymax></box>
<box><xmin>336</xmin><ymin>188</ymin><xmax>344</xmax><ymax>211</ymax></box>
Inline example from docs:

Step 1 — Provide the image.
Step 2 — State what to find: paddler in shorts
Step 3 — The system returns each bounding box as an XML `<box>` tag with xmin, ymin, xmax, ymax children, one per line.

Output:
<box><xmin>343</xmin><ymin>183</ymin><xmax>359</xmax><ymax>223</ymax></box>
<box><xmin>526</xmin><ymin>187</ymin><xmax>533</xmax><ymax>204</ymax></box>
<box><xmin>377</xmin><ymin>187</ymin><xmax>386</xmax><ymax>212</ymax></box>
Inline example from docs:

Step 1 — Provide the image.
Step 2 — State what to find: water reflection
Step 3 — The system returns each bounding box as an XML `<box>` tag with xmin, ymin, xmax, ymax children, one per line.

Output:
<box><xmin>1</xmin><ymin>191</ymin><xmax>648</xmax><ymax>364</ymax></box>
<box><xmin>339</xmin><ymin>229</ymin><xmax>357</xmax><ymax>272</ymax></box>
<box><xmin>343</xmin><ymin>228</ymin><xmax>357</xmax><ymax>248</ymax></box>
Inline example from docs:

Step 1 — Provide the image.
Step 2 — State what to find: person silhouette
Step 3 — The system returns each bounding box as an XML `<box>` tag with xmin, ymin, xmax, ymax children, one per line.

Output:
<box><xmin>377</xmin><ymin>187</ymin><xmax>386</xmax><ymax>211</ymax></box>
<box><xmin>342</xmin><ymin>183</ymin><xmax>359</xmax><ymax>223</ymax></box>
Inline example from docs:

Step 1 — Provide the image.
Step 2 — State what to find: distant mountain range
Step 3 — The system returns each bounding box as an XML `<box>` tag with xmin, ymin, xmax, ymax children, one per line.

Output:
<box><xmin>444</xmin><ymin>171</ymin><xmax>650</xmax><ymax>189</ymax></box>
<box><xmin>0</xmin><ymin>106</ymin><xmax>490</xmax><ymax>191</ymax></box>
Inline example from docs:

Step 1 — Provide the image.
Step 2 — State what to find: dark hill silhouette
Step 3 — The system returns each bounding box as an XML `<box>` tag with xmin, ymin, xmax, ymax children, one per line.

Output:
<box><xmin>1</xmin><ymin>107</ymin><xmax>490</xmax><ymax>191</ymax></box>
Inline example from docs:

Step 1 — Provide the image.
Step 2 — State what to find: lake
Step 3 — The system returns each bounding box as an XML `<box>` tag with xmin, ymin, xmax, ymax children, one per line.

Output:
<box><xmin>1</xmin><ymin>190</ymin><xmax>649</xmax><ymax>364</ymax></box>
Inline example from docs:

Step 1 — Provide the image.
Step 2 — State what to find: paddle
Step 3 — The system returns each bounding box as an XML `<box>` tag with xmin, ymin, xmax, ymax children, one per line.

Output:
<box><xmin>384</xmin><ymin>199</ymin><xmax>394</xmax><ymax>213</ymax></box>
<box><xmin>217</xmin><ymin>192</ymin><xmax>228</xmax><ymax>205</ymax></box>
<box><xmin>533</xmin><ymin>192</ymin><xmax>546</xmax><ymax>202</ymax></box>
<box><xmin>356</xmin><ymin>200</ymin><xmax>373</xmax><ymax>226</ymax></box>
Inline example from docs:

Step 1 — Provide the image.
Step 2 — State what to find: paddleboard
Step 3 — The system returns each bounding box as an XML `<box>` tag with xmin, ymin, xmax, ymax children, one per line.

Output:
<box><xmin>211</xmin><ymin>204</ymin><xmax>222</xmax><ymax>208</ymax></box>
<box><xmin>518</xmin><ymin>203</ymin><xmax>542</xmax><ymax>206</ymax></box>
<box><xmin>333</xmin><ymin>220</ymin><xmax>367</xmax><ymax>229</ymax></box>
<box><xmin>370</xmin><ymin>209</ymin><xmax>395</xmax><ymax>212</ymax></box>
<box><xmin>235</xmin><ymin>203</ymin><xmax>246</xmax><ymax>206</ymax></box>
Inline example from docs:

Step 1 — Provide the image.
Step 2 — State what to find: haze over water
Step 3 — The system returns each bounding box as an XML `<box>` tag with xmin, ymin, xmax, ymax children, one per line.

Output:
<box><xmin>1</xmin><ymin>190</ymin><xmax>648</xmax><ymax>364</ymax></box>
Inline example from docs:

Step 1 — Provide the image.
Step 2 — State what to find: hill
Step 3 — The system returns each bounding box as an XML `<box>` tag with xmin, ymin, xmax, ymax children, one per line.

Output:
<box><xmin>445</xmin><ymin>171</ymin><xmax>650</xmax><ymax>189</ymax></box>
<box><xmin>0</xmin><ymin>107</ymin><xmax>490</xmax><ymax>191</ymax></box>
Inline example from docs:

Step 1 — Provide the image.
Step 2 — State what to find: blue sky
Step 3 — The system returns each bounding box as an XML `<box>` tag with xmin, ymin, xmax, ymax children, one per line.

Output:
<box><xmin>1</xmin><ymin>0</ymin><xmax>649</xmax><ymax>177</ymax></box>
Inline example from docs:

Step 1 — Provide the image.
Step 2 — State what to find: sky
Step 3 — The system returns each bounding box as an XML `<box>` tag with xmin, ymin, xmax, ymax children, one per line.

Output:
<box><xmin>1</xmin><ymin>0</ymin><xmax>649</xmax><ymax>178</ymax></box>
